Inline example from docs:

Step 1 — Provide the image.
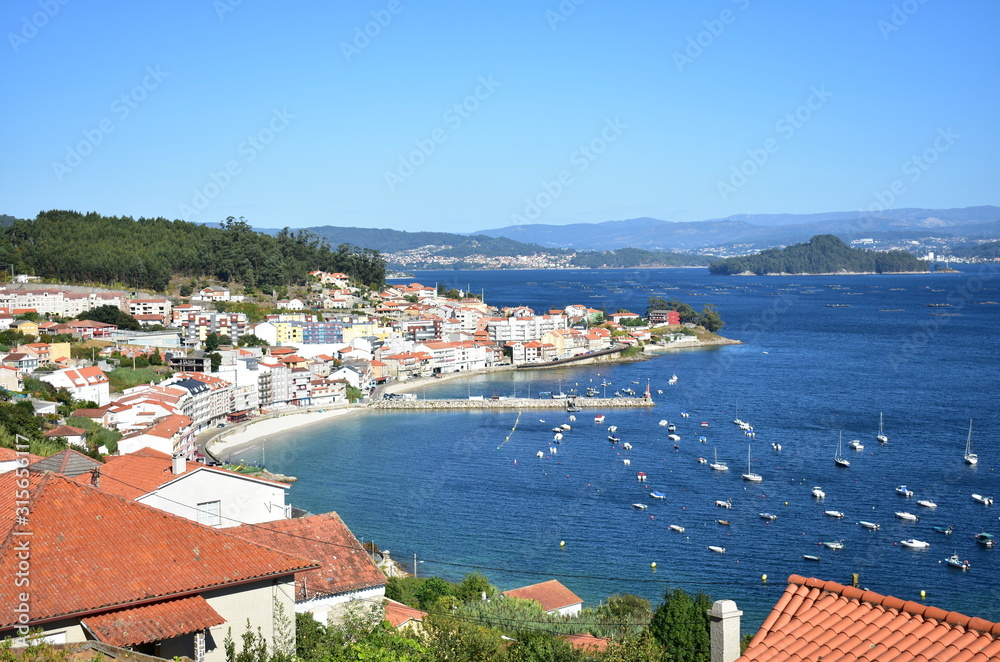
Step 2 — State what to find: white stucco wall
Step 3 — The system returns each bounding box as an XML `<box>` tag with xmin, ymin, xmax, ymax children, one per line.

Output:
<box><xmin>137</xmin><ymin>468</ymin><xmax>289</xmax><ymax>527</ymax></box>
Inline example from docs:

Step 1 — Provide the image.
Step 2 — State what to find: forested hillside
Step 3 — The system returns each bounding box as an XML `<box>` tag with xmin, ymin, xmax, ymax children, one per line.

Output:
<box><xmin>708</xmin><ymin>235</ymin><xmax>928</xmax><ymax>275</ymax></box>
<box><xmin>0</xmin><ymin>211</ymin><xmax>386</xmax><ymax>292</ymax></box>
<box><xmin>948</xmin><ymin>240</ymin><xmax>1000</xmax><ymax>260</ymax></box>
<box><xmin>570</xmin><ymin>248</ymin><xmax>713</xmax><ymax>268</ymax></box>
<box><xmin>304</xmin><ymin>225</ymin><xmax>566</xmax><ymax>258</ymax></box>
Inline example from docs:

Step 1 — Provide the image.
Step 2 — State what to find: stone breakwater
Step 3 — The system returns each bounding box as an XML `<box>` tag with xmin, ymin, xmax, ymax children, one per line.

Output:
<box><xmin>369</xmin><ymin>397</ymin><xmax>655</xmax><ymax>410</ymax></box>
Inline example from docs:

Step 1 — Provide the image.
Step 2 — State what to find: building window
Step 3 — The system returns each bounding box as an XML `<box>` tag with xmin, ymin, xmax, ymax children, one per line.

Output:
<box><xmin>196</xmin><ymin>500</ymin><xmax>221</xmax><ymax>526</ymax></box>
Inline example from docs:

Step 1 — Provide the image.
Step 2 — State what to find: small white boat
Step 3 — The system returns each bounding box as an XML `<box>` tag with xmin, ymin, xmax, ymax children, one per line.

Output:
<box><xmin>552</xmin><ymin>427</ymin><xmax>563</xmax><ymax>433</ymax></box>
<box><xmin>636</xmin><ymin>472</ymin><xmax>647</xmax><ymax>482</ymax></box>
<box><xmin>895</xmin><ymin>511</ymin><xmax>919</xmax><ymax>521</ymax></box>
<box><xmin>917</xmin><ymin>499</ymin><xmax>937</xmax><ymax>508</ymax></box>
<box><xmin>560</xmin><ymin>424</ymin><xmax>572</xmax><ymax>431</ymax></box>
<box><xmin>945</xmin><ymin>554</ymin><xmax>971</xmax><ymax>570</ymax></box>
<box><xmin>658</xmin><ymin>419</ymin><xmax>668</xmax><ymax>427</ymax></box>
<box><xmin>741</xmin><ymin>445</ymin><xmax>763</xmax><ymax>483</ymax></box>
<box><xmin>803</xmin><ymin>554</ymin><xmax>821</xmax><ymax>561</ymax></box>
<box><xmin>668</xmin><ymin>374</ymin><xmax>678</xmax><ymax>385</ymax></box>
<box><xmin>622</xmin><ymin>442</ymin><xmax>632</xmax><ymax>450</ymax></box>
<box><xmin>698</xmin><ymin>435</ymin><xmax>708</xmax><ymax>443</ymax></box>
<box><xmin>834</xmin><ymin>431</ymin><xmax>850</xmax><ymax>467</ymax></box>
<box><xmin>697</xmin><ymin>457</ymin><xmax>707</xmax><ymax>464</ymax></box>
<box><xmin>608</xmin><ymin>435</ymin><xmax>621</xmax><ymax>443</ymax></box>
<box><xmin>715</xmin><ymin>499</ymin><xmax>733</xmax><ymax>509</ymax></box>
<box><xmin>595</xmin><ymin>414</ymin><xmax>605</xmax><ymax>424</ymax></box>
<box><xmin>553</xmin><ymin>432</ymin><xmax>563</xmax><ymax>441</ymax></box>
<box><xmin>900</xmin><ymin>539</ymin><xmax>930</xmax><ymax>549</ymax></box>
<box><xmin>631</xmin><ymin>503</ymin><xmax>648</xmax><ymax>510</ymax></box>
<box><xmin>568</xmin><ymin>415</ymin><xmax>576</xmax><ymax>422</ymax></box>
<box><xmin>971</xmin><ymin>494</ymin><xmax>994</xmax><ymax>506</ymax></box>
<box><xmin>771</xmin><ymin>442</ymin><xmax>782</xmax><ymax>451</ymax></box>
<box><xmin>608</xmin><ymin>425</ymin><xmax>617</xmax><ymax>432</ymax></box>
<box><xmin>707</xmin><ymin>545</ymin><xmax>726</xmax><ymax>554</ymax></box>
<box><xmin>964</xmin><ymin>419</ymin><xmax>977</xmax><ymax>465</ymax></box>
<box><xmin>650</xmin><ymin>491</ymin><xmax>666</xmax><ymax>499</ymax></box>
<box><xmin>700</xmin><ymin>421</ymin><xmax>709</xmax><ymax>427</ymax></box>
<box><xmin>848</xmin><ymin>439</ymin><xmax>864</xmax><ymax>451</ymax></box>
<box><xmin>680</xmin><ymin>411</ymin><xmax>690</xmax><ymax>418</ymax></box>
<box><xmin>759</xmin><ymin>513</ymin><xmax>777</xmax><ymax>521</ymax></box>
<box><xmin>858</xmin><ymin>521</ymin><xmax>880</xmax><ymax>530</ymax></box>
<box><xmin>811</xmin><ymin>486</ymin><xmax>826</xmax><ymax>499</ymax></box>
<box><xmin>896</xmin><ymin>485</ymin><xmax>914</xmax><ymax>497</ymax></box>
<box><xmin>822</xmin><ymin>540</ymin><xmax>845</xmax><ymax>550</ymax></box>
<box><xmin>709</xmin><ymin>448</ymin><xmax>728</xmax><ymax>472</ymax></box>
<box><xmin>877</xmin><ymin>411</ymin><xmax>888</xmax><ymax>444</ymax></box>
<box><xmin>667</xmin><ymin>434</ymin><xmax>681</xmax><ymax>442</ymax></box>
<box><xmin>669</xmin><ymin>524</ymin><xmax>685</xmax><ymax>533</ymax></box>
<box><xmin>824</xmin><ymin>510</ymin><xmax>845</xmax><ymax>519</ymax></box>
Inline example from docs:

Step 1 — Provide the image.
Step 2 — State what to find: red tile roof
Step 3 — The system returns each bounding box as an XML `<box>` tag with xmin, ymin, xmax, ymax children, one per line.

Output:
<box><xmin>226</xmin><ymin>512</ymin><xmax>387</xmax><ymax>600</ymax></box>
<box><xmin>740</xmin><ymin>575</ymin><xmax>1000</xmax><ymax>662</ymax></box>
<box><xmin>77</xmin><ymin>447</ymin><xmax>287</xmax><ymax>499</ymax></box>
<box><xmin>81</xmin><ymin>595</ymin><xmax>225</xmax><ymax>647</ymax></box>
<box><xmin>560</xmin><ymin>633</ymin><xmax>609</xmax><ymax>652</ymax></box>
<box><xmin>384</xmin><ymin>599</ymin><xmax>426</xmax><ymax>628</ymax></box>
<box><xmin>43</xmin><ymin>425</ymin><xmax>87</xmax><ymax>438</ymax></box>
<box><xmin>503</xmin><ymin>580</ymin><xmax>582</xmax><ymax>613</ymax></box>
<box><xmin>0</xmin><ymin>472</ymin><xmax>317</xmax><ymax>629</ymax></box>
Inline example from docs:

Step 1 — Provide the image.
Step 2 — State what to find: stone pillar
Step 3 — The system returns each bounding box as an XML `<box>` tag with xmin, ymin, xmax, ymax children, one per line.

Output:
<box><xmin>708</xmin><ymin>599</ymin><xmax>743</xmax><ymax>662</ymax></box>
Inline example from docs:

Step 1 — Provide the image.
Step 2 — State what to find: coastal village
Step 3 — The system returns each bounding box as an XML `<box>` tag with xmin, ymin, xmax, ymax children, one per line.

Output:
<box><xmin>3</xmin><ymin>273</ymin><xmax>999</xmax><ymax>662</ymax></box>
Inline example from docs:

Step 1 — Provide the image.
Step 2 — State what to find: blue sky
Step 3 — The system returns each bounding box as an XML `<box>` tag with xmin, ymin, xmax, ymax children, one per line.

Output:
<box><xmin>2</xmin><ymin>1</ymin><xmax>997</xmax><ymax>234</ymax></box>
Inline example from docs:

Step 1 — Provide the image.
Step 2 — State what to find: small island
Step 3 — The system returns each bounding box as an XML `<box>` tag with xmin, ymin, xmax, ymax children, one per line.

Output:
<box><xmin>708</xmin><ymin>234</ymin><xmax>930</xmax><ymax>276</ymax></box>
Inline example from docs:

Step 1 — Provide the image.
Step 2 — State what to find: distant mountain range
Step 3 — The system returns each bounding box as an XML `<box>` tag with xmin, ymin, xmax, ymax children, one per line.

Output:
<box><xmin>471</xmin><ymin>206</ymin><xmax>1000</xmax><ymax>251</ymax></box>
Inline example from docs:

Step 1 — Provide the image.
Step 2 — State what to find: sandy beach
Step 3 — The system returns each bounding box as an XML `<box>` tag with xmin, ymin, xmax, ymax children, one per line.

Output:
<box><xmin>206</xmin><ymin>406</ymin><xmax>362</xmax><ymax>459</ymax></box>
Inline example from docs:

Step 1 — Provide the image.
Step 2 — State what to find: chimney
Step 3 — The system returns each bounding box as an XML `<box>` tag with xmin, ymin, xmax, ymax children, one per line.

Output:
<box><xmin>708</xmin><ymin>599</ymin><xmax>743</xmax><ymax>662</ymax></box>
<box><xmin>171</xmin><ymin>453</ymin><xmax>187</xmax><ymax>475</ymax></box>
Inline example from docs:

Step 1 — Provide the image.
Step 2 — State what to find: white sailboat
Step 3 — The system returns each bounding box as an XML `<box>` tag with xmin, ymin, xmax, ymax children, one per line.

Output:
<box><xmin>741</xmin><ymin>445</ymin><xmax>763</xmax><ymax>482</ymax></box>
<box><xmin>964</xmin><ymin>420</ymin><xmax>978</xmax><ymax>466</ymax></box>
<box><xmin>709</xmin><ymin>448</ymin><xmax>728</xmax><ymax>472</ymax></box>
<box><xmin>877</xmin><ymin>412</ymin><xmax>888</xmax><ymax>444</ymax></box>
<box><xmin>834</xmin><ymin>431</ymin><xmax>850</xmax><ymax>468</ymax></box>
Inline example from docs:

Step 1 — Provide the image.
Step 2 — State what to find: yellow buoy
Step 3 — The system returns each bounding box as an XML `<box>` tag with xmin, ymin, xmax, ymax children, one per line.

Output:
<box><xmin>559</xmin><ymin>541</ymin><xmax>565</xmax><ymax>547</ymax></box>
<box><xmin>762</xmin><ymin>574</ymin><xmax>768</xmax><ymax>583</ymax></box>
<box><xmin>920</xmin><ymin>590</ymin><xmax>926</xmax><ymax>598</ymax></box>
<box><xmin>784</xmin><ymin>501</ymin><xmax>789</xmax><ymax>506</ymax></box>
<box><xmin>650</xmin><ymin>562</ymin><xmax>657</xmax><ymax>569</ymax></box>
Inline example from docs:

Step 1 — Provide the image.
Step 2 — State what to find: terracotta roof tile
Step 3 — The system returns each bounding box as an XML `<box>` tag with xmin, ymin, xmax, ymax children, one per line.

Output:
<box><xmin>81</xmin><ymin>595</ymin><xmax>225</xmax><ymax>646</ymax></box>
<box><xmin>383</xmin><ymin>599</ymin><xmax>425</xmax><ymax>628</ymax></box>
<box><xmin>739</xmin><ymin>575</ymin><xmax>1000</xmax><ymax>662</ymax></box>
<box><xmin>226</xmin><ymin>512</ymin><xmax>386</xmax><ymax>599</ymax></box>
<box><xmin>0</xmin><ymin>472</ymin><xmax>317</xmax><ymax>628</ymax></box>
<box><xmin>503</xmin><ymin>580</ymin><xmax>582</xmax><ymax>613</ymax></box>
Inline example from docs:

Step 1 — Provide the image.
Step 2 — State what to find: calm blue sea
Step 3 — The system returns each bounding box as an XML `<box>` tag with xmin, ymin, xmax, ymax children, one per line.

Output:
<box><xmin>232</xmin><ymin>267</ymin><xmax>1000</xmax><ymax>629</ymax></box>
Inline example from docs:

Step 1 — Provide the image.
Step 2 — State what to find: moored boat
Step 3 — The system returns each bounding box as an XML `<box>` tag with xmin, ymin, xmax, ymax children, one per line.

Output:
<box><xmin>964</xmin><ymin>420</ymin><xmax>978</xmax><ymax>465</ymax></box>
<box><xmin>709</xmin><ymin>448</ymin><xmax>728</xmax><ymax>472</ymax></box>
<box><xmin>895</xmin><ymin>511</ymin><xmax>919</xmax><ymax>521</ymax></box>
<box><xmin>900</xmin><ymin>539</ymin><xmax>930</xmax><ymax>549</ymax></box>
<box><xmin>658</xmin><ymin>419</ymin><xmax>668</xmax><ymax>427</ymax></box>
<box><xmin>707</xmin><ymin>545</ymin><xmax>726</xmax><ymax>553</ymax></box>
<box><xmin>824</xmin><ymin>510</ymin><xmax>845</xmax><ymax>519</ymax></box>
<box><xmin>945</xmin><ymin>554</ymin><xmax>971</xmax><ymax>570</ymax></box>
<box><xmin>631</xmin><ymin>503</ymin><xmax>647</xmax><ymax>510</ymax></box>
<box><xmin>822</xmin><ymin>540</ymin><xmax>845</xmax><ymax>550</ymax></box>
<box><xmin>759</xmin><ymin>513</ymin><xmax>777</xmax><ymax>521</ymax></box>
<box><xmin>716</xmin><ymin>520</ymin><xmax>730</xmax><ymax>526</ymax></box>
<box><xmin>811</xmin><ymin>486</ymin><xmax>826</xmax><ymax>499</ymax></box>
<box><xmin>896</xmin><ymin>485</ymin><xmax>913</xmax><ymax>497</ymax></box>
<box><xmin>932</xmin><ymin>525</ymin><xmax>954</xmax><ymax>535</ymax></box>
<box><xmin>698</xmin><ymin>435</ymin><xmax>708</xmax><ymax>443</ymax></box>
<box><xmin>858</xmin><ymin>521</ymin><xmax>880</xmax><ymax>530</ymax></box>
<box><xmin>595</xmin><ymin>414</ymin><xmax>605</xmax><ymax>424</ymax></box>
<box><xmin>971</xmin><ymin>493</ymin><xmax>994</xmax><ymax>506</ymax></box>
<box><xmin>669</xmin><ymin>524</ymin><xmax>685</xmax><ymax>533</ymax></box>
<box><xmin>917</xmin><ymin>499</ymin><xmax>937</xmax><ymax>508</ymax></box>
<box><xmin>803</xmin><ymin>554</ymin><xmax>821</xmax><ymax>561</ymax></box>
<box><xmin>877</xmin><ymin>411</ymin><xmax>888</xmax><ymax>444</ymax></box>
<box><xmin>741</xmin><ymin>444</ymin><xmax>763</xmax><ymax>483</ymax></box>
<box><xmin>715</xmin><ymin>499</ymin><xmax>733</xmax><ymax>509</ymax></box>
<box><xmin>974</xmin><ymin>532</ymin><xmax>996</xmax><ymax>547</ymax></box>
<box><xmin>650</xmin><ymin>491</ymin><xmax>666</xmax><ymax>499</ymax></box>
<box><xmin>667</xmin><ymin>434</ymin><xmax>681</xmax><ymax>442</ymax></box>
<box><xmin>834</xmin><ymin>431</ymin><xmax>850</xmax><ymax>468</ymax></box>
<box><xmin>848</xmin><ymin>439</ymin><xmax>864</xmax><ymax>451</ymax></box>
<box><xmin>608</xmin><ymin>435</ymin><xmax>620</xmax><ymax>443</ymax></box>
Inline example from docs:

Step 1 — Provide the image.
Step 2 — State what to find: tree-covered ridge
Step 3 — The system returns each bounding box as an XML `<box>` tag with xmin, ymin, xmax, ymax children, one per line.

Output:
<box><xmin>949</xmin><ymin>240</ymin><xmax>1000</xmax><ymax>259</ymax></box>
<box><xmin>0</xmin><ymin>211</ymin><xmax>386</xmax><ymax>292</ymax></box>
<box><xmin>571</xmin><ymin>248</ymin><xmax>713</xmax><ymax>268</ymax></box>
<box><xmin>708</xmin><ymin>234</ymin><xmax>929</xmax><ymax>275</ymax></box>
<box><xmin>303</xmin><ymin>225</ymin><xmax>569</xmax><ymax>258</ymax></box>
